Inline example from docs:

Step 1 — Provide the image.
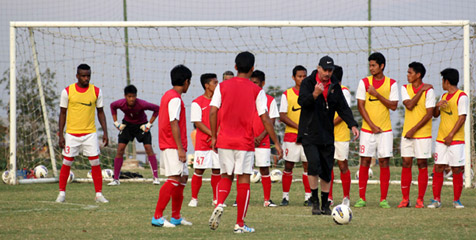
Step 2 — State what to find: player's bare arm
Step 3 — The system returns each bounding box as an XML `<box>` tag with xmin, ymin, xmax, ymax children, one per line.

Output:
<box><xmin>170</xmin><ymin>119</ymin><xmax>186</xmax><ymax>162</ymax></box>
<box><xmin>209</xmin><ymin>106</ymin><xmax>218</xmax><ymax>152</ymax></box>
<box><xmin>403</xmin><ymin>84</ymin><xmax>433</xmax><ymax>110</ymax></box>
<box><xmin>58</xmin><ymin>107</ymin><xmax>67</xmax><ymax>149</ymax></box>
<box><xmin>260</xmin><ymin>113</ymin><xmax>283</xmax><ymax>159</ymax></box>
<box><xmin>405</xmin><ymin>107</ymin><xmax>434</xmax><ymax>139</ymax></box>
<box><xmin>279</xmin><ymin>113</ymin><xmax>298</xmax><ymax>129</ymax></box>
<box><xmin>367</xmin><ymin>85</ymin><xmax>398</xmax><ymax>111</ymax></box>
<box><xmin>334</xmin><ymin>116</ymin><xmax>343</xmax><ymax>125</ymax></box>
<box><xmin>255</xmin><ymin>118</ymin><xmax>275</xmax><ymax>147</ymax></box>
<box><xmin>443</xmin><ymin>114</ymin><xmax>466</xmax><ymax>146</ymax></box>
<box><xmin>97</xmin><ymin>107</ymin><xmax>108</xmax><ymax>147</ymax></box>
<box><xmin>194</xmin><ymin>121</ymin><xmax>212</xmax><ymax>137</ymax></box>
<box><xmin>357</xmin><ymin>99</ymin><xmax>382</xmax><ymax>133</ymax></box>
<box><xmin>433</xmin><ymin>99</ymin><xmax>447</xmax><ymax>117</ymax></box>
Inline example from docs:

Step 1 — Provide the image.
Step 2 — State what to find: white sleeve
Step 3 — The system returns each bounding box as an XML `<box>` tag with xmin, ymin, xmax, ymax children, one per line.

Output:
<box><xmin>389</xmin><ymin>82</ymin><xmax>399</xmax><ymax>101</ymax></box>
<box><xmin>269</xmin><ymin>98</ymin><xmax>280</xmax><ymax>119</ymax></box>
<box><xmin>190</xmin><ymin>102</ymin><xmax>202</xmax><ymax>122</ymax></box>
<box><xmin>401</xmin><ymin>86</ymin><xmax>410</xmax><ymax>102</ymax></box>
<box><xmin>355</xmin><ymin>80</ymin><xmax>366</xmax><ymax>100</ymax></box>
<box><xmin>60</xmin><ymin>89</ymin><xmax>68</xmax><ymax>108</ymax></box>
<box><xmin>279</xmin><ymin>93</ymin><xmax>288</xmax><ymax>113</ymax></box>
<box><xmin>425</xmin><ymin>89</ymin><xmax>436</xmax><ymax>108</ymax></box>
<box><xmin>96</xmin><ymin>88</ymin><xmax>104</xmax><ymax>108</ymax></box>
<box><xmin>457</xmin><ymin>94</ymin><xmax>468</xmax><ymax>115</ymax></box>
<box><xmin>168</xmin><ymin>98</ymin><xmax>181</xmax><ymax>121</ymax></box>
<box><xmin>209</xmin><ymin>84</ymin><xmax>222</xmax><ymax>109</ymax></box>
<box><xmin>256</xmin><ymin>90</ymin><xmax>268</xmax><ymax>116</ymax></box>
<box><xmin>343</xmin><ymin>89</ymin><xmax>352</xmax><ymax>107</ymax></box>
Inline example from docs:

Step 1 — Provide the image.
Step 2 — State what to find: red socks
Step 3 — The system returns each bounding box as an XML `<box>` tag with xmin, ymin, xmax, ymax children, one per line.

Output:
<box><xmin>148</xmin><ymin>155</ymin><xmax>159</xmax><ymax>178</ymax></box>
<box><xmin>341</xmin><ymin>170</ymin><xmax>351</xmax><ymax>198</ymax></box>
<box><xmin>417</xmin><ymin>168</ymin><xmax>428</xmax><ymax>201</ymax></box>
<box><xmin>261</xmin><ymin>175</ymin><xmax>271</xmax><ymax>201</ymax></box>
<box><xmin>91</xmin><ymin>164</ymin><xmax>103</xmax><ymax>193</ymax></box>
<box><xmin>328</xmin><ymin>170</ymin><xmax>334</xmax><ymax>200</ymax></box>
<box><xmin>211</xmin><ymin>174</ymin><xmax>221</xmax><ymax>202</ymax></box>
<box><xmin>216</xmin><ymin>177</ymin><xmax>232</xmax><ymax>205</ymax></box>
<box><xmin>172</xmin><ymin>183</ymin><xmax>185</xmax><ymax>219</ymax></box>
<box><xmin>58</xmin><ymin>164</ymin><xmax>71</xmax><ymax>191</ymax></box>
<box><xmin>191</xmin><ymin>173</ymin><xmax>202</xmax><ymax>199</ymax></box>
<box><xmin>154</xmin><ymin>179</ymin><xmax>179</xmax><ymax>219</ymax></box>
<box><xmin>282</xmin><ymin>171</ymin><xmax>293</xmax><ymax>193</ymax></box>
<box><xmin>380</xmin><ymin>167</ymin><xmax>390</xmax><ymax>201</ymax></box>
<box><xmin>401</xmin><ymin>167</ymin><xmax>412</xmax><ymax>200</ymax></box>
<box><xmin>452</xmin><ymin>172</ymin><xmax>463</xmax><ymax>201</ymax></box>
<box><xmin>236</xmin><ymin>183</ymin><xmax>250</xmax><ymax>227</ymax></box>
<box><xmin>432</xmin><ymin>172</ymin><xmax>443</xmax><ymax>201</ymax></box>
<box><xmin>358</xmin><ymin>165</ymin><xmax>369</xmax><ymax>201</ymax></box>
<box><xmin>302</xmin><ymin>172</ymin><xmax>311</xmax><ymax>196</ymax></box>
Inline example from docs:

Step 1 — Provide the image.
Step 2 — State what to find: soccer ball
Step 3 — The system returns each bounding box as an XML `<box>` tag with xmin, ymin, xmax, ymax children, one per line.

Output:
<box><xmin>67</xmin><ymin>171</ymin><xmax>75</xmax><ymax>183</ymax></box>
<box><xmin>34</xmin><ymin>165</ymin><xmax>48</xmax><ymax>178</ymax></box>
<box><xmin>332</xmin><ymin>204</ymin><xmax>353</xmax><ymax>225</ymax></box>
<box><xmin>87</xmin><ymin>170</ymin><xmax>93</xmax><ymax>179</ymax></box>
<box><xmin>102</xmin><ymin>169</ymin><xmax>114</xmax><ymax>180</ymax></box>
<box><xmin>270</xmin><ymin>169</ymin><xmax>283</xmax><ymax>183</ymax></box>
<box><xmin>355</xmin><ymin>168</ymin><xmax>373</xmax><ymax>180</ymax></box>
<box><xmin>2</xmin><ymin>171</ymin><xmax>10</xmax><ymax>184</ymax></box>
<box><xmin>250</xmin><ymin>169</ymin><xmax>261</xmax><ymax>183</ymax></box>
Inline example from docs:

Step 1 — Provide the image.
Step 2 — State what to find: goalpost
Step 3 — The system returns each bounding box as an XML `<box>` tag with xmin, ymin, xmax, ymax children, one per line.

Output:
<box><xmin>6</xmin><ymin>21</ymin><xmax>474</xmax><ymax>188</ymax></box>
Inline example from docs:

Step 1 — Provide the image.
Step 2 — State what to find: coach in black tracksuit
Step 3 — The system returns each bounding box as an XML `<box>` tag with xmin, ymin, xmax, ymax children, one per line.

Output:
<box><xmin>297</xmin><ymin>56</ymin><xmax>359</xmax><ymax>215</ymax></box>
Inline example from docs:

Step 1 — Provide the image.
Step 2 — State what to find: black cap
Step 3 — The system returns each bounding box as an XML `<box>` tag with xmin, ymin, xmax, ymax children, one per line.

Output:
<box><xmin>319</xmin><ymin>56</ymin><xmax>335</xmax><ymax>70</ymax></box>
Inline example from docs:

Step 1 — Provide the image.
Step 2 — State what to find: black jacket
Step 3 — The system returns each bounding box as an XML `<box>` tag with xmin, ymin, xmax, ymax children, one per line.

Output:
<box><xmin>297</xmin><ymin>70</ymin><xmax>358</xmax><ymax>145</ymax></box>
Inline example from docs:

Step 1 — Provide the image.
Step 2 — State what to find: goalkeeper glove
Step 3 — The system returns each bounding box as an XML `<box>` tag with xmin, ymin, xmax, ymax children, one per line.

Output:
<box><xmin>114</xmin><ymin>121</ymin><xmax>126</xmax><ymax>131</ymax></box>
<box><xmin>140</xmin><ymin>122</ymin><xmax>152</xmax><ymax>132</ymax></box>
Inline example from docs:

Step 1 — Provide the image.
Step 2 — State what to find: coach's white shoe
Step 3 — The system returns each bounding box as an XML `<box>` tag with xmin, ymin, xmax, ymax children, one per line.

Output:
<box><xmin>234</xmin><ymin>224</ymin><xmax>255</xmax><ymax>233</ymax></box>
<box><xmin>55</xmin><ymin>192</ymin><xmax>65</xmax><ymax>203</ymax></box>
<box><xmin>152</xmin><ymin>178</ymin><xmax>161</xmax><ymax>185</ymax></box>
<box><xmin>95</xmin><ymin>194</ymin><xmax>109</xmax><ymax>203</ymax></box>
<box><xmin>209</xmin><ymin>205</ymin><xmax>224</xmax><ymax>230</ymax></box>
<box><xmin>188</xmin><ymin>198</ymin><xmax>198</xmax><ymax>207</ymax></box>
<box><xmin>342</xmin><ymin>197</ymin><xmax>350</xmax><ymax>207</ymax></box>
<box><xmin>108</xmin><ymin>180</ymin><xmax>120</xmax><ymax>186</ymax></box>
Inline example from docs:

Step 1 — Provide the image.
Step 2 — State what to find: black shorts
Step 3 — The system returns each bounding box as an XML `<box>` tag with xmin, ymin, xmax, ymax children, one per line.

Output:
<box><xmin>302</xmin><ymin>143</ymin><xmax>335</xmax><ymax>182</ymax></box>
<box><xmin>118</xmin><ymin>120</ymin><xmax>152</xmax><ymax>145</ymax></box>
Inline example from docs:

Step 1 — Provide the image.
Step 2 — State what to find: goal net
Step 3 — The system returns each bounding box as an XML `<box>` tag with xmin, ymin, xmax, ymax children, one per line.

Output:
<box><xmin>4</xmin><ymin>21</ymin><xmax>475</xmax><ymax>187</ymax></box>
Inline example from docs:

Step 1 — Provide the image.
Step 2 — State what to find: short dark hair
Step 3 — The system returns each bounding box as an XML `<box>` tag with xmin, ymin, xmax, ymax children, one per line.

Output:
<box><xmin>235</xmin><ymin>51</ymin><xmax>255</xmax><ymax>73</ymax></box>
<box><xmin>440</xmin><ymin>68</ymin><xmax>459</xmax><ymax>86</ymax></box>
<box><xmin>368</xmin><ymin>52</ymin><xmax>386</xmax><ymax>70</ymax></box>
<box><xmin>170</xmin><ymin>64</ymin><xmax>192</xmax><ymax>86</ymax></box>
<box><xmin>408</xmin><ymin>62</ymin><xmax>426</xmax><ymax>79</ymax></box>
<box><xmin>124</xmin><ymin>85</ymin><xmax>137</xmax><ymax>95</ymax></box>
<box><xmin>200</xmin><ymin>73</ymin><xmax>217</xmax><ymax>90</ymax></box>
<box><xmin>333</xmin><ymin>65</ymin><xmax>343</xmax><ymax>82</ymax></box>
<box><xmin>77</xmin><ymin>63</ymin><xmax>91</xmax><ymax>73</ymax></box>
<box><xmin>223</xmin><ymin>71</ymin><xmax>234</xmax><ymax>78</ymax></box>
<box><xmin>292</xmin><ymin>65</ymin><xmax>307</xmax><ymax>77</ymax></box>
<box><xmin>251</xmin><ymin>70</ymin><xmax>265</xmax><ymax>83</ymax></box>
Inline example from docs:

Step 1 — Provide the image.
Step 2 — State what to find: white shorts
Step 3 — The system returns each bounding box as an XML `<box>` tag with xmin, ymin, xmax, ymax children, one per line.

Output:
<box><xmin>254</xmin><ymin>148</ymin><xmax>271</xmax><ymax>167</ymax></box>
<box><xmin>218</xmin><ymin>149</ymin><xmax>254</xmax><ymax>175</ymax></box>
<box><xmin>160</xmin><ymin>149</ymin><xmax>189</xmax><ymax>177</ymax></box>
<box><xmin>283</xmin><ymin>141</ymin><xmax>307</xmax><ymax>163</ymax></box>
<box><xmin>401</xmin><ymin>137</ymin><xmax>432</xmax><ymax>159</ymax></box>
<box><xmin>194</xmin><ymin>150</ymin><xmax>220</xmax><ymax>169</ymax></box>
<box><xmin>334</xmin><ymin>141</ymin><xmax>349</xmax><ymax>161</ymax></box>
<box><xmin>434</xmin><ymin>142</ymin><xmax>465</xmax><ymax>167</ymax></box>
<box><xmin>359</xmin><ymin>131</ymin><xmax>393</xmax><ymax>158</ymax></box>
<box><xmin>62</xmin><ymin>132</ymin><xmax>100</xmax><ymax>157</ymax></box>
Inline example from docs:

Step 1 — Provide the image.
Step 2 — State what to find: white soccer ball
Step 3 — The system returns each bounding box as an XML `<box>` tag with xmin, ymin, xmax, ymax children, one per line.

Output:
<box><xmin>34</xmin><ymin>165</ymin><xmax>48</xmax><ymax>178</ymax></box>
<box><xmin>355</xmin><ymin>168</ymin><xmax>373</xmax><ymax>180</ymax></box>
<box><xmin>87</xmin><ymin>170</ymin><xmax>93</xmax><ymax>179</ymax></box>
<box><xmin>2</xmin><ymin>171</ymin><xmax>10</xmax><ymax>184</ymax></box>
<box><xmin>102</xmin><ymin>169</ymin><xmax>114</xmax><ymax>180</ymax></box>
<box><xmin>270</xmin><ymin>169</ymin><xmax>283</xmax><ymax>183</ymax></box>
<box><xmin>250</xmin><ymin>169</ymin><xmax>261</xmax><ymax>183</ymax></box>
<box><xmin>67</xmin><ymin>171</ymin><xmax>75</xmax><ymax>183</ymax></box>
<box><xmin>332</xmin><ymin>204</ymin><xmax>353</xmax><ymax>225</ymax></box>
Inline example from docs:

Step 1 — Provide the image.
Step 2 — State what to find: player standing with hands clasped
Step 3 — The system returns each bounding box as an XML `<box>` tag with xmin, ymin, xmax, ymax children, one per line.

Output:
<box><xmin>55</xmin><ymin>64</ymin><xmax>109</xmax><ymax>203</ymax></box>
<box><xmin>298</xmin><ymin>56</ymin><xmax>359</xmax><ymax>215</ymax></box>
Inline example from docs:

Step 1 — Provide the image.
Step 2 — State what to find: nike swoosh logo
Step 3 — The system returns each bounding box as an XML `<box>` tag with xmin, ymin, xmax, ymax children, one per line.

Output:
<box><xmin>368</xmin><ymin>97</ymin><xmax>379</xmax><ymax>102</ymax></box>
<box><xmin>79</xmin><ymin>101</ymin><xmax>92</xmax><ymax>106</ymax></box>
<box><xmin>202</xmin><ymin>106</ymin><xmax>207</xmax><ymax>110</ymax></box>
<box><xmin>441</xmin><ymin>110</ymin><xmax>453</xmax><ymax>115</ymax></box>
<box><xmin>291</xmin><ymin>106</ymin><xmax>301</xmax><ymax>111</ymax></box>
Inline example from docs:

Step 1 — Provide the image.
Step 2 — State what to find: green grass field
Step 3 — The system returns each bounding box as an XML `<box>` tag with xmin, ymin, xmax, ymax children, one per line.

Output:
<box><xmin>1</xmin><ymin>167</ymin><xmax>475</xmax><ymax>239</ymax></box>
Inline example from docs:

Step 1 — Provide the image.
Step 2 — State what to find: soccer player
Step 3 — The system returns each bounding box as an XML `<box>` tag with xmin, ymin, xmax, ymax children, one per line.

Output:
<box><xmin>298</xmin><ymin>56</ymin><xmax>359</xmax><ymax>215</ymax></box>
<box><xmin>208</xmin><ymin>52</ymin><xmax>283</xmax><ymax>233</ymax></box>
<box><xmin>279</xmin><ymin>65</ymin><xmax>312</xmax><ymax>206</ymax></box>
<box><xmin>355</xmin><ymin>52</ymin><xmax>398</xmax><ymax>208</ymax></box>
<box><xmin>429</xmin><ymin>68</ymin><xmax>467</xmax><ymax>209</ymax></box>
<box><xmin>222</xmin><ymin>70</ymin><xmax>234</xmax><ymax>81</ymax></box>
<box><xmin>328</xmin><ymin>65</ymin><xmax>353</xmax><ymax>207</ymax></box>
<box><xmin>398</xmin><ymin>62</ymin><xmax>435</xmax><ymax>208</ymax></box>
<box><xmin>188</xmin><ymin>73</ymin><xmax>220</xmax><ymax>207</ymax></box>
<box><xmin>151</xmin><ymin>65</ymin><xmax>192</xmax><ymax>227</ymax></box>
<box><xmin>250</xmin><ymin>70</ymin><xmax>280</xmax><ymax>207</ymax></box>
<box><xmin>108</xmin><ymin>85</ymin><xmax>160</xmax><ymax>186</ymax></box>
<box><xmin>55</xmin><ymin>64</ymin><xmax>109</xmax><ymax>203</ymax></box>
